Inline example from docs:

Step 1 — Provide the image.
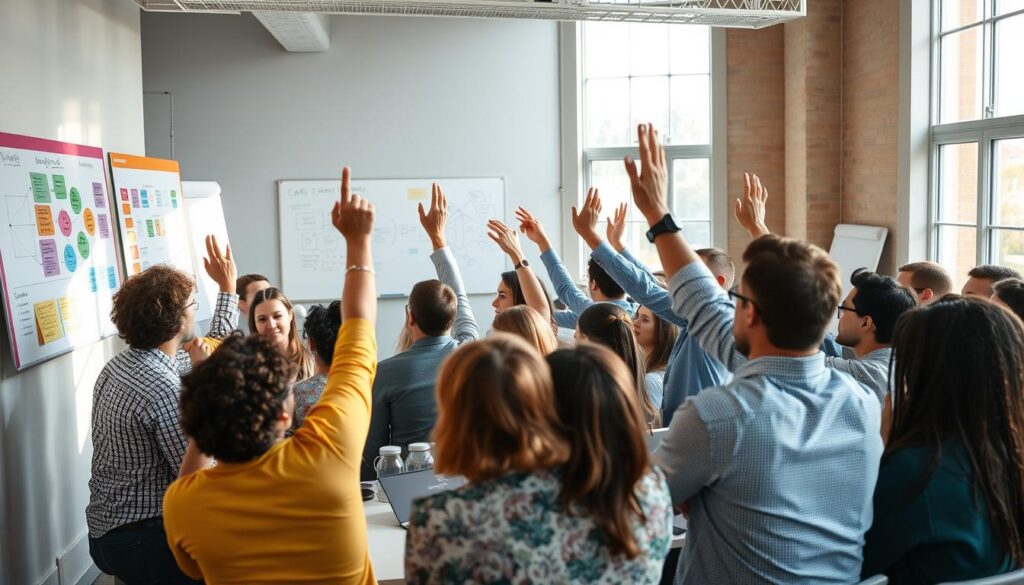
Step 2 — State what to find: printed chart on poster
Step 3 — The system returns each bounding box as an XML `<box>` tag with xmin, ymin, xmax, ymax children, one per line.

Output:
<box><xmin>182</xmin><ymin>181</ymin><xmax>231</xmax><ymax>323</ymax></box>
<box><xmin>0</xmin><ymin>132</ymin><xmax>122</xmax><ymax>370</ymax></box>
<box><xmin>108</xmin><ymin>153</ymin><xmax>194</xmax><ymax>290</ymax></box>
<box><xmin>278</xmin><ymin>177</ymin><xmax>505</xmax><ymax>300</ymax></box>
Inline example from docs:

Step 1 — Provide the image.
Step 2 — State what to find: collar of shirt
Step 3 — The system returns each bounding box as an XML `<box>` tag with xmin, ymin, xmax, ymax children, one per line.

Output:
<box><xmin>732</xmin><ymin>352</ymin><xmax>829</xmax><ymax>387</ymax></box>
<box><xmin>127</xmin><ymin>346</ymin><xmax>180</xmax><ymax>375</ymax></box>
<box><xmin>410</xmin><ymin>335</ymin><xmax>454</xmax><ymax>350</ymax></box>
<box><xmin>862</xmin><ymin>347</ymin><xmax>893</xmax><ymax>362</ymax></box>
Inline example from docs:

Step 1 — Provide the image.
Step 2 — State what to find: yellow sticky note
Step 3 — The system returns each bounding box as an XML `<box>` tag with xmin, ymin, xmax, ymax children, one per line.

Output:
<box><xmin>407</xmin><ymin>188</ymin><xmax>427</xmax><ymax>201</ymax></box>
<box><xmin>58</xmin><ymin>297</ymin><xmax>79</xmax><ymax>334</ymax></box>
<box><xmin>34</xmin><ymin>300</ymin><xmax>63</xmax><ymax>345</ymax></box>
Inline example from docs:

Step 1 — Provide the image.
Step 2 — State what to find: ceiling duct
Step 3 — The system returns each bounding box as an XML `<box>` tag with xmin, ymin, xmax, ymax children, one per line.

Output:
<box><xmin>133</xmin><ymin>0</ymin><xmax>804</xmax><ymax>28</ymax></box>
<box><xmin>252</xmin><ymin>11</ymin><xmax>331</xmax><ymax>51</ymax></box>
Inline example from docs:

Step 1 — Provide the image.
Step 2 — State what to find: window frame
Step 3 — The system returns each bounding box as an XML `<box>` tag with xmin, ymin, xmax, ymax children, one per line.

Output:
<box><xmin>559</xmin><ymin>22</ymin><xmax>726</xmax><ymax>279</ymax></box>
<box><xmin>929</xmin><ymin>0</ymin><xmax>1024</xmax><ymax>271</ymax></box>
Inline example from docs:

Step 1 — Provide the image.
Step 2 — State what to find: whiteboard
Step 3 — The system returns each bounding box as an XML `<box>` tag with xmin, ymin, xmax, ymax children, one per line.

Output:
<box><xmin>0</xmin><ymin>132</ymin><xmax>122</xmax><ymax>370</ymax></box>
<box><xmin>278</xmin><ymin>178</ymin><xmax>505</xmax><ymax>300</ymax></box>
<box><xmin>183</xmin><ymin>181</ymin><xmax>231</xmax><ymax>323</ymax></box>
<box><xmin>828</xmin><ymin>224</ymin><xmax>888</xmax><ymax>334</ymax></box>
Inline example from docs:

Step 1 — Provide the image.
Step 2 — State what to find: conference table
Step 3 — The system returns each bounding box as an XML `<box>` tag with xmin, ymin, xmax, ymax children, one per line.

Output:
<box><xmin>364</xmin><ymin>498</ymin><xmax>688</xmax><ymax>584</ymax></box>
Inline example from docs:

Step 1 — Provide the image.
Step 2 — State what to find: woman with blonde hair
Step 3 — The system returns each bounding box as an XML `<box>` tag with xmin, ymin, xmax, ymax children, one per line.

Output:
<box><xmin>405</xmin><ymin>333</ymin><xmax>671</xmax><ymax>583</ymax></box>
<box><xmin>249</xmin><ymin>287</ymin><xmax>314</xmax><ymax>381</ymax></box>
<box><xmin>492</xmin><ymin>305</ymin><xmax>558</xmax><ymax>355</ymax></box>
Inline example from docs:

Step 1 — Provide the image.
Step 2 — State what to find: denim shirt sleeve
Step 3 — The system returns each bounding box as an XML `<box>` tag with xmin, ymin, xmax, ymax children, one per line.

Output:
<box><xmin>669</xmin><ymin>261</ymin><xmax>747</xmax><ymax>371</ymax></box>
<box><xmin>591</xmin><ymin>242</ymin><xmax>686</xmax><ymax>329</ymax></box>
<box><xmin>539</xmin><ymin>248</ymin><xmax>594</xmax><ymax>321</ymax></box>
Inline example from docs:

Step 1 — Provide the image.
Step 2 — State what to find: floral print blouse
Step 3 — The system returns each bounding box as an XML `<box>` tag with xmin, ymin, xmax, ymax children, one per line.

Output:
<box><xmin>291</xmin><ymin>373</ymin><xmax>327</xmax><ymax>429</ymax></box>
<box><xmin>404</xmin><ymin>468</ymin><xmax>673</xmax><ymax>584</ymax></box>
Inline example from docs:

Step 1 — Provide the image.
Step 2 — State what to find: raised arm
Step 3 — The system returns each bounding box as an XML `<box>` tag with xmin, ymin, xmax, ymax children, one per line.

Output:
<box><xmin>487</xmin><ymin>218</ymin><xmax>552</xmax><ymax>324</ymax></box>
<box><xmin>200</xmin><ymin>235</ymin><xmax>239</xmax><ymax>338</ymax></box>
<box><xmin>421</xmin><ymin>183</ymin><xmax>479</xmax><ymax>344</ymax></box>
<box><xmin>516</xmin><ymin>205</ymin><xmax>592</xmax><ymax>324</ymax></box>
<box><xmin>734</xmin><ymin>173</ymin><xmax>771</xmax><ymax>239</ymax></box>
<box><xmin>334</xmin><ymin>167</ymin><xmax>376</xmax><ymax>324</ymax></box>
<box><xmin>606</xmin><ymin>202</ymin><xmax>656</xmax><ymax>276</ymax></box>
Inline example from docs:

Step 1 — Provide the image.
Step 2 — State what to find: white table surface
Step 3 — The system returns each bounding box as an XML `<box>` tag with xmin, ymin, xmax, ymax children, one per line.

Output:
<box><xmin>364</xmin><ymin>499</ymin><xmax>687</xmax><ymax>585</ymax></box>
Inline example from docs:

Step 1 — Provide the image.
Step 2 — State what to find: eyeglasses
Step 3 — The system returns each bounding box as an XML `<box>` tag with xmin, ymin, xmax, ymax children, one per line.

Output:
<box><xmin>837</xmin><ymin>304</ymin><xmax>862</xmax><ymax>320</ymax></box>
<box><xmin>183</xmin><ymin>298</ymin><xmax>199</xmax><ymax>312</ymax></box>
<box><xmin>727</xmin><ymin>286</ymin><xmax>759</xmax><ymax>311</ymax></box>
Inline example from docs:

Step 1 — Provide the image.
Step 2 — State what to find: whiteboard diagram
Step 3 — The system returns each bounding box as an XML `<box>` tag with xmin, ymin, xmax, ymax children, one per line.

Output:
<box><xmin>0</xmin><ymin>132</ymin><xmax>121</xmax><ymax>370</ymax></box>
<box><xmin>278</xmin><ymin>178</ymin><xmax>505</xmax><ymax>300</ymax></box>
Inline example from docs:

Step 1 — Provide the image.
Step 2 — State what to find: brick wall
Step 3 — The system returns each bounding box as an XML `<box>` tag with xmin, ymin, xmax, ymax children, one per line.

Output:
<box><xmin>842</xmin><ymin>0</ymin><xmax>900</xmax><ymax>273</ymax></box>
<box><xmin>725</xmin><ymin>26</ymin><xmax>786</xmax><ymax>261</ymax></box>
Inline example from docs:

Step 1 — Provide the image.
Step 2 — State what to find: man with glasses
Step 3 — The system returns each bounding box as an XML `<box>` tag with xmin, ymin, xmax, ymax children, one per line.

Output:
<box><xmin>896</xmin><ymin>261</ymin><xmax>953</xmax><ymax>304</ymax></box>
<box><xmin>833</xmin><ymin>269</ymin><xmax>917</xmax><ymax>402</ymax></box>
<box><xmin>626</xmin><ymin>122</ymin><xmax>883</xmax><ymax>584</ymax></box>
<box><xmin>87</xmin><ymin>236</ymin><xmax>237</xmax><ymax>584</ymax></box>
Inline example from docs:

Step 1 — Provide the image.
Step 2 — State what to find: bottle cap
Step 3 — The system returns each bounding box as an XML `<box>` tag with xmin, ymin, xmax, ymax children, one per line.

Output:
<box><xmin>408</xmin><ymin>442</ymin><xmax>431</xmax><ymax>452</ymax></box>
<box><xmin>379</xmin><ymin>445</ymin><xmax>401</xmax><ymax>456</ymax></box>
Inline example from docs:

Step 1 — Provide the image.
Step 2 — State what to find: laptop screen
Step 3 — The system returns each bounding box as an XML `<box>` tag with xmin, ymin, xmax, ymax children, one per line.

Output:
<box><xmin>378</xmin><ymin>469</ymin><xmax>467</xmax><ymax>525</ymax></box>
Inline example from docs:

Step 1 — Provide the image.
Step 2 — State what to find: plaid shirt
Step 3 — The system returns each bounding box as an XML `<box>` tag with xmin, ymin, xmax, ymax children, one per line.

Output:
<box><xmin>87</xmin><ymin>292</ymin><xmax>237</xmax><ymax>537</ymax></box>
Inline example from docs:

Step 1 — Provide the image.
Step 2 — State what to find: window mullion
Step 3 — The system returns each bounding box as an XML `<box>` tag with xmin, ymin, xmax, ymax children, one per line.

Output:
<box><xmin>978</xmin><ymin>130</ymin><xmax>993</xmax><ymax>265</ymax></box>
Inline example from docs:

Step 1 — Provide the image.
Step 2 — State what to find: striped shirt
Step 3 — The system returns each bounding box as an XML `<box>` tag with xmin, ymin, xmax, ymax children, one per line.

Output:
<box><xmin>86</xmin><ymin>292</ymin><xmax>237</xmax><ymax>537</ymax></box>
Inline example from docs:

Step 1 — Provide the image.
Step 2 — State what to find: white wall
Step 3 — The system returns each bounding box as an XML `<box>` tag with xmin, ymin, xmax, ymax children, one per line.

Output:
<box><xmin>0</xmin><ymin>1</ymin><xmax>144</xmax><ymax>583</ymax></box>
<box><xmin>140</xmin><ymin>12</ymin><xmax>562</xmax><ymax>356</ymax></box>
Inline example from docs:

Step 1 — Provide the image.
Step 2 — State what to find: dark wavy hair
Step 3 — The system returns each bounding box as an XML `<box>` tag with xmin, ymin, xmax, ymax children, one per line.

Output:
<box><xmin>547</xmin><ymin>343</ymin><xmax>653</xmax><ymax>559</ymax></box>
<box><xmin>111</xmin><ymin>264</ymin><xmax>194</xmax><ymax>349</ymax></box>
<box><xmin>888</xmin><ymin>296</ymin><xmax>1024</xmax><ymax>564</ymax></box>
<box><xmin>303</xmin><ymin>300</ymin><xmax>342</xmax><ymax>365</ymax></box>
<box><xmin>577</xmin><ymin>303</ymin><xmax>659</xmax><ymax>427</ymax></box>
<box><xmin>180</xmin><ymin>334</ymin><xmax>297</xmax><ymax>463</ymax></box>
<box><xmin>849</xmin><ymin>268</ymin><xmax>917</xmax><ymax>344</ymax></box>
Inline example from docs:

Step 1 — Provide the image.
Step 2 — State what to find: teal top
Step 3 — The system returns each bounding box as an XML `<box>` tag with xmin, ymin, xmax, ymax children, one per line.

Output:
<box><xmin>862</xmin><ymin>444</ymin><xmax>1015</xmax><ymax>584</ymax></box>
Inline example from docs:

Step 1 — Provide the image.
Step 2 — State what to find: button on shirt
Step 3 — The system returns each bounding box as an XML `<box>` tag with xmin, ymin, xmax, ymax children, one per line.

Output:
<box><xmin>658</xmin><ymin>261</ymin><xmax>883</xmax><ymax>584</ymax></box>
<box><xmin>540</xmin><ymin>247</ymin><xmax>637</xmax><ymax>329</ymax></box>
<box><xmin>86</xmin><ymin>292</ymin><xmax>238</xmax><ymax>537</ymax></box>
<box><xmin>589</xmin><ymin>243</ymin><xmax>730</xmax><ymax>425</ymax></box>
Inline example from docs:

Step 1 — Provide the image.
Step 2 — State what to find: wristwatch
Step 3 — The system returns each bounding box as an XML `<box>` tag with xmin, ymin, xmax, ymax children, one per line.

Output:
<box><xmin>646</xmin><ymin>213</ymin><xmax>681</xmax><ymax>243</ymax></box>
<box><xmin>515</xmin><ymin>259</ymin><xmax>530</xmax><ymax>270</ymax></box>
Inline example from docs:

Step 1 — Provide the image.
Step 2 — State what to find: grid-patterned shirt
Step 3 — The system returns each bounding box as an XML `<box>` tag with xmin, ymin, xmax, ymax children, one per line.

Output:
<box><xmin>87</xmin><ymin>292</ymin><xmax>237</xmax><ymax>537</ymax></box>
<box><xmin>657</xmin><ymin>261</ymin><xmax>883</xmax><ymax>584</ymax></box>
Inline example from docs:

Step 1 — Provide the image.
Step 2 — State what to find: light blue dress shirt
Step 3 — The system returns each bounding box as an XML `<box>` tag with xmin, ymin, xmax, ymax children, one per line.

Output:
<box><xmin>657</xmin><ymin>260</ymin><xmax>883</xmax><ymax>584</ymax></box>
<box><xmin>589</xmin><ymin>242</ymin><xmax>730</xmax><ymax>425</ymax></box>
<box><xmin>539</xmin><ymin>247</ymin><xmax>637</xmax><ymax>329</ymax></box>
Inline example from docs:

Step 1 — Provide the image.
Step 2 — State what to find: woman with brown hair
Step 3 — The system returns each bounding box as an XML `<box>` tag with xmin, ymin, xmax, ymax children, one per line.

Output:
<box><xmin>577</xmin><ymin>303</ymin><xmax>661</xmax><ymax>427</ymax></box>
<box><xmin>862</xmin><ymin>296</ymin><xmax>1024</xmax><ymax>583</ymax></box>
<box><xmin>249</xmin><ymin>287</ymin><xmax>314</xmax><ymax>381</ymax></box>
<box><xmin>633</xmin><ymin>305</ymin><xmax>677</xmax><ymax>411</ymax></box>
<box><xmin>492</xmin><ymin>305</ymin><xmax>558</xmax><ymax>355</ymax></box>
<box><xmin>405</xmin><ymin>334</ymin><xmax>670</xmax><ymax>583</ymax></box>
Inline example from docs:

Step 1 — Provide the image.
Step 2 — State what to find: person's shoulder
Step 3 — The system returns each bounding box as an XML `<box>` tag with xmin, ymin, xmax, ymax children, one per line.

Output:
<box><xmin>685</xmin><ymin>382</ymin><xmax>752</xmax><ymax>425</ymax></box>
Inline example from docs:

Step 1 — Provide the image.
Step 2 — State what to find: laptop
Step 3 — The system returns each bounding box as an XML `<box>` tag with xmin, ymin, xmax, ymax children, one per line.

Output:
<box><xmin>378</xmin><ymin>468</ymin><xmax>467</xmax><ymax>528</ymax></box>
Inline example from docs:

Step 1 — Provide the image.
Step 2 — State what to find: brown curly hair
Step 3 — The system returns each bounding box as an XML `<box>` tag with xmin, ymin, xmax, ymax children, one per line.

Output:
<box><xmin>111</xmin><ymin>264</ymin><xmax>195</xmax><ymax>349</ymax></box>
<box><xmin>180</xmin><ymin>333</ymin><xmax>298</xmax><ymax>463</ymax></box>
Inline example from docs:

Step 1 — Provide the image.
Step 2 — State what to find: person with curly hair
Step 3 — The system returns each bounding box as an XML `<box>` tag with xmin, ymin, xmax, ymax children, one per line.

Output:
<box><xmin>291</xmin><ymin>299</ymin><xmax>342</xmax><ymax>428</ymax></box>
<box><xmin>162</xmin><ymin>167</ymin><xmax>379</xmax><ymax>583</ymax></box>
<box><xmin>87</xmin><ymin>235</ymin><xmax>237</xmax><ymax>585</ymax></box>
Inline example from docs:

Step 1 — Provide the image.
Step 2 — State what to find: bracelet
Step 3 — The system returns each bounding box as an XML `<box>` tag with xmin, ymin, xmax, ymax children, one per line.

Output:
<box><xmin>346</xmin><ymin>265</ymin><xmax>375</xmax><ymax>275</ymax></box>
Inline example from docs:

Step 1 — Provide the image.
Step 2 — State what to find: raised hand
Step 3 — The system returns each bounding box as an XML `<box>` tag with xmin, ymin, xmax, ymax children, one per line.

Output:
<box><xmin>418</xmin><ymin>183</ymin><xmax>448</xmax><ymax>250</ymax></box>
<box><xmin>486</xmin><ymin>219</ymin><xmax>526</xmax><ymax>266</ymax></box>
<box><xmin>571</xmin><ymin>187</ymin><xmax>604</xmax><ymax>241</ymax></box>
<box><xmin>734</xmin><ymin>172</ymin><xmax>770</xmax><ymax>238</ymax></box>
<box><xmin>331</xmin><ymin>166</ymin><xmax>375</xmax><ymax>241</ymax></box>
<box><xmin>183</xmin><ymin>337</ymin><xmax>210</xmax><ymax>366</ymax></box>
<box><xmin>203</xmin><ymin>234</ymin><xmax>237</xmax><ymax>294</ymax></box>
<box><xmin>625</xmin><ymin>124</ymin><xmax>669</xmax><ymax>225</ymax></box>
<box><xmin>514</xmin><ymin>206</ymin><xmax>551</xmax><ymax>252</ymax></box>
<box><xmin>606</xmin><ymin>202</ymin><xmax>628</xmax><ymax>251</ymax></box>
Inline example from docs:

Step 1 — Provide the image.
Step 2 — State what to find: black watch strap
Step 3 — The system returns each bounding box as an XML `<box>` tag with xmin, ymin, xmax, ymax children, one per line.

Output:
<box><xmin>646</xmin><ymin>214</ymin><xmax>681</xmax><ymax>243</ymax></box>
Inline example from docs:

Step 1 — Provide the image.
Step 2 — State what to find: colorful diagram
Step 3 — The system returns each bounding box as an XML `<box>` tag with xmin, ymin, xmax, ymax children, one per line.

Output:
<box><xmin>108</xmin><ymin>153</ymin><xmax>193</xmax><ymax>281</ymax></box>
<box><xmin>0</xmin><ymin>131</ymin><xmax>122</xmax><ymax>369</ymax></box>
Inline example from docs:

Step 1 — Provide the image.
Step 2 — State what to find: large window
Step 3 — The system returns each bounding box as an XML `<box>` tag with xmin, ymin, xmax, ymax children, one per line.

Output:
<box><xmin>581</xmin><ymin>22</ymin><xmax>713</xmax><ymax>271</ymax></box>
<box><xmin>931</xmin><ymin>0</ymin><xmax>1024</xmax><ymax>288</ymax></box>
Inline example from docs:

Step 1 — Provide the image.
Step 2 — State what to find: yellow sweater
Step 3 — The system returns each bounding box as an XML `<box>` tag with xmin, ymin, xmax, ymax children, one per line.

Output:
<box><xmin>163</xmin><ymin>319</ymin><xmax>378</xmax><ymax>584</ymax></box>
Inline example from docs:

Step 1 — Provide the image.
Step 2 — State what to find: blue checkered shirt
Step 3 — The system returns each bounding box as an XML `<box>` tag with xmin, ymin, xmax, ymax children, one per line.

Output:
<box><xmin>657</xmin><ymin>261</ymin><xmax>883</xmax><ymax>584</ymax></box>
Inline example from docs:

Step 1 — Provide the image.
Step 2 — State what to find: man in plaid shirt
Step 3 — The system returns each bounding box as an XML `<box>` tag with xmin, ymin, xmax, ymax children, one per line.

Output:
<box><xmin>87</xmin><ymin>236</ymin><xmax>238</xmax><ymax>584</ymax></box>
